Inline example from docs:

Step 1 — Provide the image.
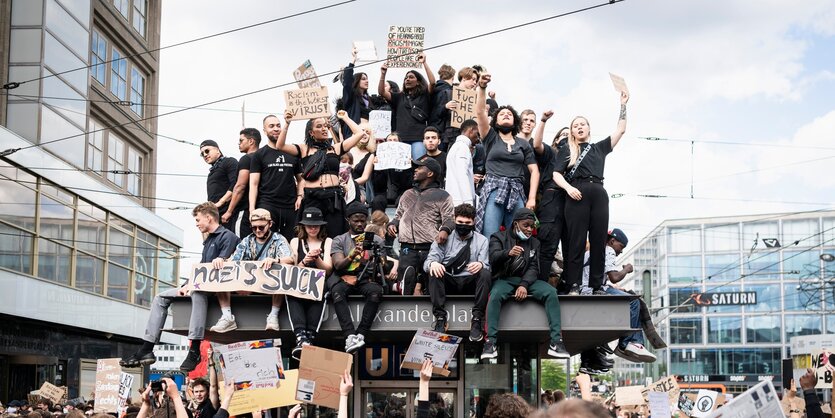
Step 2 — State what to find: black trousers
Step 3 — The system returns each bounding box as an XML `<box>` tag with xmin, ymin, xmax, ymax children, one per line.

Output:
<box><xmin>238</xmin><ymin>209</ymin><xmax>252</xmax><ymax>240</ymax></box>
<box><xmin>302</xmin><ymin>187</ymin><xmax>347</xmax><ymax>238</ymax></box>
<box><xmin>263</xmin><ymin>206</ymin><xmax>297</xmax><ymax>243</ymax></box>
<box><xmin>428</xmin><ymin>269</ymin><xmax>491</xmax><ymax>320</ymax></box>
<box><xmin>328</xmin><ymin>274</ymin><xmax>383</xmax><ymax>338</ymax></box>
<box><xmin>562</xmin><ymin>180</ymin><xmax>609</xmax><ymax>290</ymax></box>
<box><xmin>286</xmin><ymin>295</ymin><xmax>327</xmax><ymax>337</ymax></box>
<box><xmin>398</xmin><ymin>245</ymin><xmax>431</xmax><ymax>295</ymax></box>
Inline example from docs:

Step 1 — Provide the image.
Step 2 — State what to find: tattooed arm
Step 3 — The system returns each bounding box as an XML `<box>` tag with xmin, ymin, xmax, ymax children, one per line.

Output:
<box><xmin>611</xmin><ymin>90</ymin><xmax>629</xmax><ymax>149</ymax></box>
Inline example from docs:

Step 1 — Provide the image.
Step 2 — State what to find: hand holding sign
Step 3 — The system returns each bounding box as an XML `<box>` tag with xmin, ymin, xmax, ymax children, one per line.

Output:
<box><xmin>609</xmin><ymin>72</ymin><xmax>628</xmax><ymax>94</ymax></box>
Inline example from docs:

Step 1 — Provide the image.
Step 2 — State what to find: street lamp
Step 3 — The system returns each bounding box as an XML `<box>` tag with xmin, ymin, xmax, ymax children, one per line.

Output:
<box><xmin>821</xmin><ymin>254</ymin><xmax>835</xmax><ymax>262</ymax></box>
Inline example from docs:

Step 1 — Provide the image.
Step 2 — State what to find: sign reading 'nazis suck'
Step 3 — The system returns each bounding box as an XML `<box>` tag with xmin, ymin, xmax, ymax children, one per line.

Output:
<box><xmin>187</xmin><ymin>262</ymin><xmax>326</xmax><ymax>301</ymax></box>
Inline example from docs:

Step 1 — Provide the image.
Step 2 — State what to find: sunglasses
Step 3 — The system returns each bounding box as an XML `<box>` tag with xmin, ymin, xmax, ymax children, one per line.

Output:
<box><xmin>252</xmin><ymin>224</ymin><xmax>271</xmax><ymax>232</ymax></box>
<box><xmin>200</xmin><ymin>148</ymin><xmax>211</xmax><ymax>157</ymax></box>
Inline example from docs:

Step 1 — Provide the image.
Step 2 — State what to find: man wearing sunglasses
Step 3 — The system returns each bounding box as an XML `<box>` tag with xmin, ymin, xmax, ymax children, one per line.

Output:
<box><xmin>201</xmin><ymin>139</ymin><xmax>240</xmax><ymax>233</ymax></box>
<box><xmin>209</xmin><ymin>209</ymin><xmax>294</xmax><ymax>333</ymax></box>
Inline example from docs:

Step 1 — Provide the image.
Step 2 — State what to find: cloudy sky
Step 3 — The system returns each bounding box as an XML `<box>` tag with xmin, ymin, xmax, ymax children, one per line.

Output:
<box><xmin>153</xmin><ymin>0</ymin><xmax>835</xmax><ymax>267</ymax></box>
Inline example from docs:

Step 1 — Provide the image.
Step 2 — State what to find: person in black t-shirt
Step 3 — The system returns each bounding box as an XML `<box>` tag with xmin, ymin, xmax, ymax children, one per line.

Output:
<box><xmin>249</xmin><ymin>115</ymin><xmax>300</xmax><ymax>242</ymax></box>
<box><xmin>554</xmin><ymin>90</ymin><xmax>630</xmax><ymax>294</ymax></box>
<box><xmin>201</xmin><ymin>139</ymin><xmax>239</xmax><ymax>232</ymax></box>
<box><xmin>188</xmin><ymin>378</ymin><xmax>217</xmax><ymax>418</ymax></box>
<box><xmin>222</xmin><ymin>128</ymin><xmax>261</xmax><ymax>239</ymax></box>
<box><xmin>378</xmin><ymin>52</ymin><xmax>436</xmax><ymax>161</ymax></box>
<box><xmin>418</xmin><ymin>126</ymin><xmax>447</xmax><ymax>184</ymax></box>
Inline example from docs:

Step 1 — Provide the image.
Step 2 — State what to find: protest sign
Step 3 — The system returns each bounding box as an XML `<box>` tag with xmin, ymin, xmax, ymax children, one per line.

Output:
<box><xmin>705</xmin><ymin>379</ymin><xmax>784</xmax><ymax>418</ymax></box>
<box><xmin>293</xmin><ymin>60</ymin><xmax>321</xmax><ymax>89</ymax></box>
<box><xmin>386</xmin><ymin>26</ymin><xmax>425</xmax><ymax>68</ymax></box>
<box><xmin>186</xmin><ymin>261</ymin><xmax>326</xmax><ymax>301</ymax></box>
<box><xmin>284</xmin><ymin>87</ymin><xmax>330</xmax><ymax>121</ymax></box>
<box><xmin>369</xmin><ymin>110</ymin><xmax>392</xmax><ymax>140</ymax></box>
<box><xmin>94</xmin><ymin>359</ymin><xmax>121</xmax><ymax>413</ymax></box>
<box><xmin>353</xmin><ymin>41</ymin><xmax>378</xmax><ymax>62</ymax></box>
<box><xmin>296</xmin><ymin>345</ymin><xmax>353</xmax><ymax>409</ymax></box>
<box><xmin>216</xmin><ymin>339</ymin><xmax>284</xmax><ymax>390</ymax></box>
<box><xmin>28</xmin><ymin>393</ymin><xmax>40</xmax><ymax>406</ymax></box>
<box><xmin>39</xmin><ymin>382</ymin><xmax>66</xmax><ymax>403</ymax></box>
<box><xmin>400</xmin><ymin>329</ymin><xmax>462</xmax><ymax>377</ymax></box>
<box><xmin>219</xmin><ymin>370</ymin><xmax>299</xmax><ymax>416</ymax></box>
<box><xmin>374</xmin><ymin>142</ymin><xmax>411</xmax><ymax>170</ymax></box>
<box><xmin>810</xmin><ymin>348</ymin><xmax>835</xmax><ymax>388</ymax></box>
<box><xmin>642</xmin><ymin>375</ymin><xmax>680</xmax><ymax>404</ymax></box>
<box><xmin>615</xmin><ymin>386</ymin><xmax>646</xmax><ymax>406</ymax></box>
<box><xmin>609</xmin><ymin>72</ymin><xmax>628</xmax><ymax>94</ymax></box>
<box><xmin>648</xmin><ymin>391</ymin><xmax>671</xmax><ymax>417</ymax></box>
<box><xmin>692</xmin><ymin>389</ymin><xmax>718</xmax><ymax>417</ymax></box>
<box><xmin>116</xmin><ymin>373</ymin><xmax>133</xmax><ymax>415</ymax></box>
<box><xmin>450</xmin><ymin>87</ymin><xmax>476</xmax><ymax>128</ymax></box>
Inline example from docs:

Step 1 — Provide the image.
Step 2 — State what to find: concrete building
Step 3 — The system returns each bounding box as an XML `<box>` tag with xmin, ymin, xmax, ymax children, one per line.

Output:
<box><xmin>615</xmin><ymin>210</ymin><xmax>835</xmax><ymax>393</ymax></box>
<box><xmin>0</xmin><ymin>0</ymin><xmax>181</xmax><ymax>402</ymax></box>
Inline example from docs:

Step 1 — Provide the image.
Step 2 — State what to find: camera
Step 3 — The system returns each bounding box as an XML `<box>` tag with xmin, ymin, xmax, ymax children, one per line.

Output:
<box><xmin>150</xmin><ymin>380</ymin><xmax>167</xmax><ymax>393</ymax></box>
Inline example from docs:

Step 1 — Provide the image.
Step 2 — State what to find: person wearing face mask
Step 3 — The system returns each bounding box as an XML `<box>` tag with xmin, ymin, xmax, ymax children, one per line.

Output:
<box><xmin>481</xmin><ymin>208</ymin><xmax>569</xmax><ymax>360</ymax></box>
<box><xmin>423</xmin><ymin>203</ymin><xmax>490</xmax><ymax>341</ymax></box>
<box><xmin>387</xmin><ymin>157</ymin><xmax>455</xmax><ymax>295</ymax></box>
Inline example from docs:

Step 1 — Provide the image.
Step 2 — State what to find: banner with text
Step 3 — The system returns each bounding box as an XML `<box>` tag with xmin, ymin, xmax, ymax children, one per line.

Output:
<box><xmin>386</xmin><ymin>26</ymin><xmax>425</xmax><ymax>68</ymax></box>
<box><xmin>187</xmin><ymin>261</ymin><xmax>326</xmax><ymax>301</ymax></box>
<box><xmin>293</xmin><ymin>60</ymin><xmax>321</xmax><ymax>89</ymax></box>
<box><xmin>284</xmin><ymin>87</ymin><xmax>330</xmax><ymax>121</ymax></box>
<box><xmin>400</xmin><ymin>329</ymin><xmax>462</xmax><ymax>377</ymax></box>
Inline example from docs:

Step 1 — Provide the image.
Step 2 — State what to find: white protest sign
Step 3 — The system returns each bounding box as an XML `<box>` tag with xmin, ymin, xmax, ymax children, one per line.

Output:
<box><xmin>369</xmin><ymin>110</ymin><xmax>391</xmax><ymax>140</ymax></box>
<box><xmin>609</xmin><ymin>72</ymin><xmax>628</xmax><ymax>94</ymax></box>
<box><xmin>293</xmin><ymin>60</ymin><xmax>321</xmax><ymax>89</ymax></box>
<box><xmin>648</xmin><ymin>391</ymin><xmax>671</xmax><ymax>417</ymax></box>
<box><xmin>284</xmin><ymin>87</ymin><xmax>330</xmax><ymax>121</ymax></box>
<box><xmin>450</xmin><ymin>87</ymin><xmax>476</xmax><ymax>128</ymax></box>
<box><xmin>353</xmin><ymin>41</ymin><xmax>378</xmax><ymax>62</ymax></box>
<box><xmin>615</xmin><ymin>386</ymin><xmax>646</xmax><ymax>406</ymax></box>
<box><xmin>400</xmin><ymin>329</ymin><xmax>462</xmax><ymax>377</ymax></box>
<box><xmin>375</xmin><ymin>142</ymin><xmax>411</xmax><ymax>170</ymax></box>
<box><xmin>217</xmin><ymin>339</ymin><xmax>284</xmax><ymax>390</ymax></box>
<box><xmin>693</xmin><ymin>389</ymin><xmax>718</xmax><ymax>417</ymax></box>
<box><xmin>386</xmin><ymin>26</ymin><xmax>425</xmax><ymax>68</ymax></box>
<box><xmin>116</xmin><ymin>372</ymin><xmax>134</xmax><ymax>416</ymax></box>
<box><xmin>94</xmin><ymin>359</ymin><xmax>121</xmax><ymax>413</ymax></box>
<box><xmin>811</xmin><ymin>348</ymin><xmax>835</xmax><ymax>388</ymax></box>
<box><xmin>705</xmin><ymin>379</ymin><xmax>784</xmax><ymax>418</ymax></box>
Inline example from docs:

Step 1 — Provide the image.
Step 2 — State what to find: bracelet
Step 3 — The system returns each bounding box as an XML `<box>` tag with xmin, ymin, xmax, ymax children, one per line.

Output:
<box><xmin>541</xmin><ymin>119</ymin><xmax>547</xmax><ymax>123</ymax></box>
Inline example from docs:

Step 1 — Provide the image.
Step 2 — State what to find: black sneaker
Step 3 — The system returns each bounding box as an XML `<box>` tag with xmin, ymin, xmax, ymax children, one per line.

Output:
<box><xmin>480</xmin><ymin>339</ymin><xmax>498</xmax><ymax>360</ymax></box>
<box><xmin>469</xmin><ymin>318</ymin><xmax>484</xmax><ymax>342</ymax></box>
<box><xmin>179</xmin><ymin>350</ymin><xmax>201</xmax><ymax>372</ymax></box>
<box><xmin>547</xmin><ymin>340</ymin><xmax>570</xmax><ymax>359</ymax></box>
<box><xmin>596</xmin><ymin>344</ymin><xmax>614</xmax><ymax>355</ymax></box>
<box><xmin>578</xmin><ymin>365</ymin><xmax>610</xmax><ymax>376</ymax></box>
<box><xmin>432</xmin><ymin>317</ymin><xmax>448</xmax><ymax>333</ymax></box>
<box><xmin>120</xmin><ymin>351</ymin><xmax>155</xmax><ymax>368</ymax></box>
<box><xmin>291</xmin><ymin>332</ymin><xmax>308</xmax><ymax>361</ymax></box>
<box><xmin>592</xmin><ymin>289</ymin><xmax>609</xmax><ymax>296</ymax></box>
<box><xmin>567</xmin><ymin>284</ymin><xmax>581</xmax><ymax>295</ymax></box>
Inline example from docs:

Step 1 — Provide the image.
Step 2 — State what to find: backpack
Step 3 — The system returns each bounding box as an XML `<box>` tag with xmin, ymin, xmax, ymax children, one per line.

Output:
<box><xmin>301</xmin><ymin>147</ymin><xmax>330</xmax><ymax>181</ymax></box>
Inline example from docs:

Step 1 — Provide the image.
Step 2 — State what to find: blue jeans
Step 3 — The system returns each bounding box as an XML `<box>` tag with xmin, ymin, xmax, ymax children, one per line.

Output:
<box><xmin>481</xmin><ymin>188</ymin><xmax>524</xmax><ymax>238</ymax></box>
<box><xmin>410</xmin><ymin>141</ymin><xmax>427</xmax><ymax>161</ymax></box>
<box><xmin>605</xmin><ymin>286</ymin><xmax>644</xmax><ymax>347</ymax></box>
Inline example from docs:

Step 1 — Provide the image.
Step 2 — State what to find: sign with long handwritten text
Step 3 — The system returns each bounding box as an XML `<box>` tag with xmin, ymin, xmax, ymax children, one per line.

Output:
<box><xmin>386</xmin><ymin>26</ymin><xmax>425</xmax><ymax>68</ymax></box>
<box><xmin>374</xmin><ymin>142</ymin><xmax>411</xmax><ymax>170</ymax></box>
<box><xmin>400</xmin><ymin>329</ymin><xmax>462</xmax><ymax>377</ymax></box>
<box><xmin>94</xmin><ymin>359</ymin><xmax>121</xmax><ymax>413</ymax></box>
<box><xmin>284</xmin><ymin>87</ymin><xmax>330</xmax><ymax>121</ymax></box>
<box><xmin>369</xmin><ymin>110</ymin><xmax>392</xmax><ymax>140</ymax></box>
<box><xmin>187</xmin><ymin>262</ymin><xmax>326</xmax><ymax>301</ymax></box>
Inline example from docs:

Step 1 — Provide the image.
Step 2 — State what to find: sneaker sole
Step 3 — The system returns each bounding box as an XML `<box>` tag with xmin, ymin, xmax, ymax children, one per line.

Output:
<box><xmin>547</xmin><ymin>349</ymin><xmax>570</xmax><ymax>359</ymax></box>
<box><xmin>265</xmin><ymin>325</ymin><xmax>280</xmax><ymax>331</ymax></box>
<box><xmin>626</xmin><ymin>352</ymin><xmax>657</xmax><ymax>363</ymax></box>
<box><xmin>139</xmin><ymin>358</ymin><xmax>157</xmax><ymax>366</ymax></box>
<box><xmin>346</xmin><ymin>340</ymin><xmax>366</xmax><ymax>354</ymax></box>
<box><xmin>210</xmin><ymin>324</ymin><xmax>238</xmax><ymax>333</ymax></box>
<box><xmin>480</xmin><ymin>352</ymin><xmax>498</xmax><ymax>360</ymax></box>
<box><xmin>469</xmin><ymin>334</ymin><xmax>484</xmax><ymax>342</ymax></box>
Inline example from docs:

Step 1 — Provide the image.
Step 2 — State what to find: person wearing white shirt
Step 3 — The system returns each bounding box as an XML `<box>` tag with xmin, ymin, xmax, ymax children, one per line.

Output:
<box><xmin>444</xmin><ymin>119</ymin><xmax>479</xmax><ymax>206</ymax></box>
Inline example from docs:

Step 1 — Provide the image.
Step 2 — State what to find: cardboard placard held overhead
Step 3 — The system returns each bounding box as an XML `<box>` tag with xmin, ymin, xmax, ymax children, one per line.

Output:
<box><xmin>94</xmin><ymin>359</ymin><xmax>121</xmax><ymax>413</ymax></box>
<box><xmin>642</xmin><ymin>375</ymin><xmax>680</xmax><ymax>404</ymax></box>
<box><xmin>293</xmin><ymin>60</ymin><xmax>321</xmax><ymax>89</ymax></box>
<box><xmin>220</xmin><ymin>370</ymin><xmax>300</xmax><ymax>416</ymax></box>
<box><xmin>284</xmin><ymin>87</ymin><xmax>330</xmax><ymax>121</ymax></box>
<box><xmin>186</xmin><ymin>261</ymin><xmax>326</xmax><ymax>301</ymax></box>
<box><xmin>450</xmin><ymin>87</ymin><xmax>476</xmax><ymax>128</ymax></box>
<box><xmin>609</xmin><ymin>72</ymin><xmax>628</xmax><ymax>94</ymax></box>
<box><xmin>400</xmin><ymin>329</ymin><xmax>462</xmax><ymax>377</ymax></box>
<box><xmin>386</xmin><ymin>26</ymin><xmax>425</xmax><ymax>68</ymax></box>
<box><xmin>39</xmin><ymin>382</ymin><xmax>66</xmax><ymax>403</ymax></box>
<box><xmin>369</xmin><ymin>110</ymin><xmax>391</xmax><ymax>139</ymax></box>
<box><xmin>615</xmin><ymin>386</ymin><xmax>646</xmax><ymax>406</ymax></box>
<box><xmin>353</xmin><ymin>41</ymin><xmax>378</xmax><ymax>62</ymax></box>
<box><xmin>296</xmin><ymin>346</ymin><xmax>353</xmax><ymax>410</ymax></box>
<box><xmin>216</xmin><ymin>339</ymin><xmax>284</xmax><ymax>390</ymax></box>
<box><xmin>374</xmin><ymin>142</ymin><xmax>411</xmax><ymax>170</ymax></box>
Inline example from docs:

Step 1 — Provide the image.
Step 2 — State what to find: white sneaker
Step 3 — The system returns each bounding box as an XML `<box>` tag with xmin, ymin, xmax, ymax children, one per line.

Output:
<box><xmin>265</xmin><ymin>315</ymin><xmax>280</xmax><ymax>331</ymax></box>
<box><xmin>623</xmin><ymin>343</ymin><xmax>656</xmax><ymax>363</ymax></box>
<box><xmin>345</xmin><ymin>333</ymin><xmax>365</xmax><ymax>353</ymax></box>
<box><xmin>209</xmin><ymin>316</ymin><xmax>237</xmax><ymax>333</ymax></box>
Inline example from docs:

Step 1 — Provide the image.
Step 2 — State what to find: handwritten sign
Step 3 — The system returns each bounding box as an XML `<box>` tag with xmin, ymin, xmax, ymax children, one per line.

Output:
<box><xmin>450</xmin><ymin>87</ymin><xmax>476</xmax><ymax>128</ymax></box>
<box><xmin>94</xmin><ymin>359</ymin><xmax>121</xmax><ymax>413</ymax></box>
<box><xmin>353</xmin><ymin>41</ymin><xmax>378</xmax><ymax>62</ymax></box>
<box><xmin>186</xmin><ymin>261</ymin><xmax>326</xmax><ymax>301</ymax></box>
<box><xmin>216</xmin><ymin>339</ymin><xmax>284</xmax><ymax>390</ymax></box>
<box><xmin>297</xmin><ymin>346</ymin><xmax>353</xmax><ymax>409</ymax></box>
<box><xmin>293</xmin><ymin>60</ymin><xmax>321</xmax><ymax>89</ymax></box>
<box><xmin>284</xmin><ymin>87</ymin><xmax>330</xmax><ymax>121</ymax></box>
<box><xmin>609</xmin><ymin>72</ymin><xmax>628</xmax><ymax>94</ymax></box>
<box><xmin>386</xmin><ymin>26</ymin><xmax>425</xmax><ymax>68</ymax></box>
<box><xmin>116</xmin><ymin>372</ymin><xmax>133</xmax><ymax>416</ymax></box>
<box><xmin>648</xmin><ymin>391</ymin><xmax>671</xmax><ymax>417</ymax></box>
<box><xmin>810</xmin><ymin>348</ymin><xmax>835</xmax><ymax>388</ymax></box>
<box><xmin>641</xmin><ymin>375</ymin><xmax>680</xmax><ymax>404</ymax></box>
<box><xmin>39</xmin><ymin>382</ymin><xmax>66</xmax><ymax>403</ymax></box>
<box><xmin>220</xmin><ymin>370</ymin><xmax>299</xmax><ymax>416</ymax></box>
<box><xmin>615</xmin><ymin>386</ymin><xmax>646</xmax><ymax>406</ymax></box>
<box><xmin>400</xmin><ymin>329</ymin><xmax>462</xmax><ymax>377</ymax></box>
<box><xmin>369</xmin><ymin>110</ymin><xmax>392</xmax><ymax>140</ymax></box>
<box><xmin>374</xmin><ymin>142</ymin><xmax>411</xmax><ymax>170</ymax></box>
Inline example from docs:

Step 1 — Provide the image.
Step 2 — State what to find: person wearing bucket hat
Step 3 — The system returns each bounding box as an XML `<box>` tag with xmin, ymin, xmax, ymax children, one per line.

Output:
<box><xmin>208</xmin><ymin>208</ymin><xmax>294</xmax><ymax>334</ymax></box>
<box><xmin>286</xmin><ymin>207</ymin><xmax>334</xmax><ymax>360</ymax></box>
<box><xmin>481</xmin><ymin>207</ymin><xmax>569</xmax><ymax>360</ymax></box>
<box><xmin>200</xmin><ymin>139</ymin><xmax>240</xmax><ymax>233</ymax></box>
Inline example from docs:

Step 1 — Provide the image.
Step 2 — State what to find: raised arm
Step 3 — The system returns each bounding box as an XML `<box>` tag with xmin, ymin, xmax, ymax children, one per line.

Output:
<box><xmin>475</xmin><ymin>73</ymin><xmax>491</xmax><ymax>139</ymax></box>
<box><xmin>336</xmin><ymin>110</ymin><xmax>367</xmax><ymax>154</ymax></box>
<box><xmin>342</xmin><ymin>51</ymin><xmax>356</xmax><ymax>109</ymax></box>
<box><xmin>418</xmin><ymin>53</ymin><xmax>435</xmax><ymax>94</ymax></box>
<box><xmin>208</xmin><ymin>347</ymin><xmax>220</xmax><ymax>409</ymax></box>
<box><xmin>532</xmin><ymin>110</ymin><xmax>553</xmax><ymax>155</ymax></box>
<box><xmin>610</xmin><ymin>91</ymin><xmax>629</xmax><ymax>148</ymax></box>
<box><xmin>276</xmin><ymin>111</ymin><xmax>300</xmax><ymax>155</ymax></box>
<box><xmin>378</xmin><ymin>63</ymin><xmax>391</xmax><ymax>101</ymax></box>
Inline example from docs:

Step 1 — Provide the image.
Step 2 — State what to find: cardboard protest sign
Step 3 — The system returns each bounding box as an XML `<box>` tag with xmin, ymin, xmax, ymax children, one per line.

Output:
<box><xmin>386</xmin><ymin>26</ymin><xmax>425</xmax><ymax>68</ymax></box>
<box><xmin>186</xmin><ymin>261</ymin><xmax>326</xmax><ymax>301</ymax></box>
<box><xmin>374</xmin><ymin>141</ymin><xmax>411</xmax><ymax>170</ymax></box>
<box><xmin>609</xmin><ymin>72</ymin><xmax>628</xmax><ymax>94</ymax></box>
<box><xmin>353</xmin><ymin>41</ymin><xmax>378</xmax><ymax>62</ymax></box>
<box><xmin>648</xmin><ymin>391</ymin><xmax>671</xmax><ymax>417</ymax></box>
<box><xmin>296</xmin><ymin>345</ymin><xmax>353</xmax><ymax>409</ymax></box>
<box><xmin>284</xmin><ymin>87</ymin><xmax>330</xmax><ymax>121</ymax></box>
<box><xmin>615</xmin><ymin>386</ymin><xmax>646</xmax><ymax>406</ymax></box>
<box><xmin>28</xmin><ymin>393</ymin><xmax>41</xmax><ymax>406</ymax></box>
<box><xmin>642</xmin><ymin>375</ymin><xmax>680</xmax><ymax>404</ymax></box>
<box><xmin>220</xmin><ymin>370</ymin><xmax>299</xmax><ymax>415</ymax></box>
<box><xmin>450</xmin><ymin>87</ymin><xmax>476</xmax><ymax>128</ymax></box>
<box><xmin>39</xmin><ymin>382</ymin><xmax>66</xmax><ymax>403</ymax></box>
<box><xmin>94</xmin><ymin>359</ymin><xmax>121</xmax><ymax>413</ymax></box>
<box><xmin>369</xmin><ymin>110</ymin><xmax>391</xmax><ymax>139</ymax></box>
<box><xmin>293</xmin><ymin>60</ymin><xmax>321</xmax><ymax>89</ymax></box>
<box><xmin>692</xmin><ymin>389</ymin><xmax>718</xmax><ymax>417</ymax></box>
<box><xmin>705</xmin><ymin>380</ymin><xmax>784</xmax><ymax>418</ymax></box>
<box><xmin>400</xmin><ymin>329</ymin><xmax>462</xmax><ymax>377</ymax></box>
<box><xmin>216</xmin><ymin>339</ymin><xmax>284</xmax><ymax>390</ymax></box>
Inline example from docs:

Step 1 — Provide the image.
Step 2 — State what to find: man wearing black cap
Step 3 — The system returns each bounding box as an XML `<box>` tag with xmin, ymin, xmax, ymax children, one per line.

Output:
<box><xmin>387</xmin><ymin>157</ymin><xmax>454</xmax><ymax>295</ymax></box>
<box><xmin>481</xmin><ymin>207</ymin><xmax>569</xmax><ymax>360</ymax></box>
<box><xmin>201</xmin><ymin>139</ymin><xmax>240</xmax><ymax>232</ymax></box>
<box><xmin>330</xmin><ymin>201</ymin><xmax>386</xmax><ymax>353</ymax></box>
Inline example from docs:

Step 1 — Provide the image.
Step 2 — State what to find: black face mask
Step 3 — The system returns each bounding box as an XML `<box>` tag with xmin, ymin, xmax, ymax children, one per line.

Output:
<box><xmin>455</xmin><ymin>223</ymin><xmax>474</xmax><ymax>237</ymax></box>
<box><xmin>496</xmin><ymin>125</ymin><xmax>514</xmax><ymax>134</ymax></box>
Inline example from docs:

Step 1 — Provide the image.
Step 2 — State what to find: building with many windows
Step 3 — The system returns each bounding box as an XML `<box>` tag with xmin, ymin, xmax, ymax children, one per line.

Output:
<box><xmin>616</xmin><ymin>210</ymin><xmax>835</xmax><ymax>393</ymax></box>
<box><xmin>0</xmin><ymin>0</ymin><xmax>180</xmax><ymax>402</ymax></box>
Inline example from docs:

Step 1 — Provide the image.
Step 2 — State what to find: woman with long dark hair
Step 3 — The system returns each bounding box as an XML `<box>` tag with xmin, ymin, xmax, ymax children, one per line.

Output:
<box><xmin>554</xmin><ymin>90</ymin><xmax>629</xmax><ymax>294</ymax></box>
<box><xmin>340</xmin><ymin>47</ymin><xmax>373</xmax><ymax>141</ymax></box>
<box><xmin>378</xmin><ymin>53</ymin><xmax>436</xmax><ymax>160</ymax></box>
<box><xmin>274</xmin><ymin>110</ymin><xmax>367</xmax><ymax>237</ymax></box>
